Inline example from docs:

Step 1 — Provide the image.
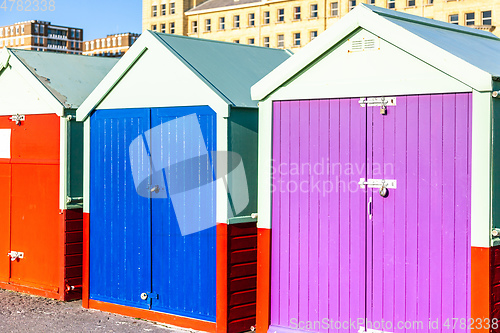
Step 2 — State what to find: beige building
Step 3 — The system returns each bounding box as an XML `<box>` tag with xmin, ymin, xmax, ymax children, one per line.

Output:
<box><xmin>143</xmin><ymin>0</ymin><xmax>499</xmax><ymax>49</ymax></box>
<box><xmin>0</xmin><ymin>20</ymin><xmax>83</xmax><ymax>54</ymax></box>
<box><xmin>83</xmin><ymin>33</ymin><xmax>140</xmax><ymax>57</ymax></box>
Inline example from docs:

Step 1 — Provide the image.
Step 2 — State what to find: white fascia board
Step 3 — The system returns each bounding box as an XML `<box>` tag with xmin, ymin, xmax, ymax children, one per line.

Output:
<box><xmin>252</xmin><ymin>6</ymin><xmax>492</xmax><ymax>102</ymax></box>
<box><xmin>7</xmin><ymin>49</ymin><xmax>65</xmax><ymax>116</ymax></box>
<box><xmin>251</xmin><ymin>11</ymin><xmax>360</xmax><ymax>101</ymax></box>
<box><xmin>76</xmin><ymin>33</ymin><xmax>153</xmax><ymax>122</ymax></box>
<box><xmin>59</xmin><ymin>116</ymin><xmax>68</xmax><ymax>211</ymax></box>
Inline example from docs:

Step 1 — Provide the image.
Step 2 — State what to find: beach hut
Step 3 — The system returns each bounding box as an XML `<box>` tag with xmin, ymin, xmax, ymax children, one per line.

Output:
<box><xmin>0</xmin><ymin>49</ymin><xmax>117</xmax><ymax>300</ymax></box>
<box><xmin>251</xmin><ymin>4</ymin><xmax>500</xmax><ymax>333</ymax></box>
<box><xmin>76</xmin><ymin>31</ymin><xmax>290</xmax><ymax>332</ymax></box>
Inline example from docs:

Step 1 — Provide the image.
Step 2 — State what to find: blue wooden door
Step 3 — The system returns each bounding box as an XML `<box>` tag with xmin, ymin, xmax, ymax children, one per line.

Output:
<box><xmin>90</xmin><ymin>107</ymin><xmax>216</xmax><ymax>320</ymax></box>
<box><xmin>150</xmin><ymin>106</ymin><xmax>217</xmax><ymax>320</ymax></box>
<box><xmin>90</xmin><ymin>108</ymin><xmax>152</xmax><ymax>309</ymax></box>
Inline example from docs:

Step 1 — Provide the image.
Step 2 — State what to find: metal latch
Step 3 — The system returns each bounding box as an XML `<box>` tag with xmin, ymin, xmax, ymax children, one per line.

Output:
<box><xmin>9</xmin><ymin>114</ymin><xmax>25</xmax><ymax>125</ymax></box>
<box><xmin>358</xmin><ymin>178</ymin><xmax>397</xmax><ymax>189</ymax></box>
<box><xmin>140</xmin><ymin>292</ymin><xmax>158</xmax><ymax>300</ymax></box>
<box><xmin>359</xmin><ymin>97</ymin><xmax>396</xmax><ymax>115</ymax></box>
<box><xmin>8</xmin><ymin>251</ymin><xmax>24</xmax><ymax>261</ymax></box>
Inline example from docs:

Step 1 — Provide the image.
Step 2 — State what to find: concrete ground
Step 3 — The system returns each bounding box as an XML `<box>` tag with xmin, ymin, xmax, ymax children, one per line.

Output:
<box><xmin>0</xmin><ymin>289</ymin><xmax>201</xmax><ymax>333</ymax></box>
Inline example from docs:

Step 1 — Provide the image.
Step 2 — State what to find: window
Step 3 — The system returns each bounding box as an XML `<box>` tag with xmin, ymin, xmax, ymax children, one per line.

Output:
<box><xmin>263</xmin><ymin>11</ymin><xmax>270</xmax><ymax>24</ymax></box>
<box><xmin>34</xmin><ymin>25</ymin><xmax>39</xmax><ymax>33</ymax></box>
<box><xmin>71</xmin><ymin>29</ymin><xmax>75</xmax><ymax>38</ymax></box>
<box><xmin>107</xmin><ymin>38</ymin><xmax>111</xmax><ymax>47</ymax></box>
<box><xmin>205</xmin><ymin>19</ymin><xmax>211</xmax><ymax>32</ymax></box>
<box><xmin>118</xmin><ymin>37</ymin><xmax>122</xmax><ymax>46</ymax></box>
<box><xmin>152</xmin><ymin>24</ymin><xmax>157</xmax><ymax>31</ymax></box>
<box><xmin>263</xmin><ymin>36</ymin><xmax>270</xmax><ymax>47</ymax></box>
<box><xmin>293</xmin><ymin>32</ymin><xmax>301</xmax><ymax>46</ymax></box>
<box><xmin>71</xmin><ymin>41</ymin><xmax>74</xmax><ymax>48</ymax></box>
<box><xmin>310</xmin><ymin>30</ymin><xmax>318</xmax><ymax>41</ymax></box>
<box><xmin>465</xmin><ymin>13</ymin><xmax>475</xmax><ymax>26</ymax></box>
<box><xmin>428</xmin><ymin>0</ymin><xmax>433</xmax><ymax>3</ymax></box>
<box><xmin>449</xmin><ymin>14</ymin><xmax>459</xmax><ymax>25</ymax></box>
<box><xmin>310</xmin><ymin>4</ymin><xmax>318</xmax><ymax>18</ymax></box>
<box><xmin>152</xmin><ymin>5</ymin><xmax>158</xmax><ymax>17</ymax></box>
<box><xmin>76</xmin><ymin>30</ymin><xmax>80</xmax><ymax>38</ymax></box>
<box><xmin>170</xmin><ymin>1</ymin><xmax>175</xmax><ymax>14</ymax></box>
<box><xmin>349</xmin><ymin>0</ymin><xmax>356</xmax><ymax>11</ymax></box>
<box><xmin>278</xmin><ymin>8</ymin><xmax>285</xmax><ymax>22</ymax></box>
<box><xmin>161</xmin><ymin>23</ymin><xmax>166</xmax><ymax>33</ymax></box>
<box><xmin>330</xmin><ymin>2</ymin><xmax>338</xmax><ymax>16</ymax></box>
<box><xmin>234</xmin><ymin>15</ymin><xmax>240</xmax><ymax>28</ymax></box>
<box><xmin>170</xmin><ymin>22</ymin><xmax>175</xmax><ymax>34</ymax></box>
<box><xmin>407</xmin><ymin>0</ymin><xmax>415</xmax><ymax>7</ymax></box>
<box><xmin>219</xmin><ymin>17</ymin><xmax>225</xmax><ymax>30</ymax></box>
<box><xmin>248</xmin><ymin>38</ymin><xmax>255</xmax><ymax>45</ymax></box>
<box><xmin>234</xmin><ymin>39</ymin><xmax>240</xmax><ymax>43</ymax></box>
<box><xmin>192</xmin><ymin>20</ymin><xmax>198</xmax><ymax>33</ymax></box>
<box><xmin>34</xmin><ymin>37</ymin><xmax>38</xmax><ymax>44</ymax></box>
<box><xmin>161</xmin><ymin>4</ymin><xmax>166</xmax><ymax>15</ymax></box>
<box><xmin>368</xmin><ymin>0</ymin><xmax>375</xmax><ymax>4</ymax></box>
<box><xmin>249</xmin><ymin>13</ymin><xmax>255</xmax><ymax>26</ymax></box>
<box><xmin>482</xmin><ymin>10</ymin><xmax>492</xmax><ymax>25</ymax></box>
<box><xmin>387</xmin><ymin>0</ymin><xmax>395</xmax><ymax>9</ymax></box>
<box><xmin>293</xmin><ymin>6</ymin><xmax>301</xmax><ymax>20</ymax></box>
<box><xmin>277</xmin><ymin>34</ymin><xmax>285</xmax><ymax>48</ymax></box>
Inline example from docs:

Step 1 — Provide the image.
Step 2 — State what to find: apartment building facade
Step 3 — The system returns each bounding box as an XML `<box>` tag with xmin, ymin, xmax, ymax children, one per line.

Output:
<box><xmin>0</xmin><ymin>20</ymin><xmax>83</xmax><ymax>54</ymax></box>
<box><xmin>83</xmin><ymin>33</ymin><xmax>140</xmax><ymax>57</ymax></box>
<box><xmin>143</xmin><ymin>0</ymin><xmax>499</xmax><ymax>49</ymax></box>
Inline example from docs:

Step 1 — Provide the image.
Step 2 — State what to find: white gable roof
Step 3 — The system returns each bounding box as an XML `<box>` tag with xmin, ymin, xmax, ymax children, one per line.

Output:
<box><xmin>251</xmin><ymin>4</ymin><xmax>500</xmax><ymax>101</ymax></box>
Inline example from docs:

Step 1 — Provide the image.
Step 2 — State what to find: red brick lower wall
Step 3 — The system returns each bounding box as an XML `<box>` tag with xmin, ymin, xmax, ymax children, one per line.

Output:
<box><xmin>227</xmin><ymin>223</ymin><xmax>258</xmax><ymax>333</ymax></box>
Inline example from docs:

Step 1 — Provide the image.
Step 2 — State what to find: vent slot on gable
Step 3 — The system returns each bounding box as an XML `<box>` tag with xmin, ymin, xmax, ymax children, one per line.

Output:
<box><xmin>348</xmin><ymin>37</ymin><xmax>380</xmax><ymax>52</ymax></box>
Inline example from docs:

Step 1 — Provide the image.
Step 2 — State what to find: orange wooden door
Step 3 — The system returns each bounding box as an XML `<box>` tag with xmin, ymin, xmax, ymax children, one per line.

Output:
<box><xmin>9</xmin><ymin>114</ymin><xmax>60</xmax><ymax>292</ymax></box>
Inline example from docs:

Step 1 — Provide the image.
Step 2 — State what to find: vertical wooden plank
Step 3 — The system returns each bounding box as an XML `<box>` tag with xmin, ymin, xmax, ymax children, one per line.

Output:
<box><xmin>279</xmin><ymin>101</ymin><xmax>291</xmax><ymax>326</ymax></box>
<box><xmin>329</xmin><ymin>99</ymin><xmax>341</xmax><ymax>332</ymax></box>
<box><xmin>383</xmin><ymin>100</ymin><xmax>396</xmax><ymax>329</ymax></box>
<box><xmin>339</xmin><ymin>98</ymin><xmax>351</xmax><ymax>329</ymax></box>
<box><xmin>349</xmin><ymin>98</ymin><xmax>364</xmax><ymax>330</ymax></box>
<box><xmin>406</xmin><ymin>95</ymin><xmax>420</xmax><ymax>333</ymax></box>
<box><xmin>417</xmin><ymin>95</ymin><xmax>431</xmax><ymax>332</ymax></box>
<box><xmin>429</xmin><ymin>94</ymin><xmax>443</xmax><ymax>329</ymax></box>
<box><xmin>442</xmin><ymin>94</ymin><xmax>456</xmax><ymax>333</ymax></box>
<box><xmin>318</xmin><ymin>100</ymin><xmax>330</xmax><ymax>332</ymax></box>
<box><xmin>271</xmin><ymin>101</ymin><xmax>281</xmax><ymax>326</ymax></box>
<box><xmin>454</xmin><ymin>93</ymin><xmax>470</xmax><ymax>331</ymax></box>
<box><xmin>371</xmin><ymin>103</ymin><xmax>384</xmax><ymax>328</ymax></box>
<box><xmin>393</xmin><ymin>96</ymin><xmax>407</xmax><ymax>329</ymax></box>
<box><xmin>289</xmin><ymin>100</ymin><xmax>300</xmax><ymax>324</ymax></box>
<box><xmin>365</xmin><ymin>102</ymin><xmax>374</xmax><ymax>330</ymax></box>
<box><xmin>298</xmin><ymin>100</ymin><xmax>310</xmax><ymax>322</ymax></box>
<box><xmin>308</xmin><ymin>100</ymin><xmax>320</xmax><ymax>325</ymax></box>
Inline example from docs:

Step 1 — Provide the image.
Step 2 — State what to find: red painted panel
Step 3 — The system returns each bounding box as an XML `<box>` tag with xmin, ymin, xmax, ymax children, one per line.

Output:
<box><xmin>82</xmin><ymin>212</ymin><xmax>90</xmax><ymax>308</ymax></box>
<box><xmin>256</xmin><ymin>228</ymin><xmax>271</xmax><ymax>333</ymax></box>
<box><xmin>10</xmin><ymin>163</ymin><xmax>60</xmax><ymax>290</ymax></box>
<box><xmin>10</xmin><ymin>114</ymin><xmax>60</xmax><ymax>162</ymax></box>
<box><xmin>491</xmin><ymin>246</ymin><xmax>500</xmax><ymax>329</ymax></box>
<box><xmin>0</xmin><ymin>164</ymin><xmax>11</xmax><ymax>282</ymax></box>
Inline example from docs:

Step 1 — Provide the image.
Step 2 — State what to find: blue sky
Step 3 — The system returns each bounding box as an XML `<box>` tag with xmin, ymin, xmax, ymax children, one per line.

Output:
<box><xmin>0</xmin><ymin>0</ymin><xmax>142</xmax><ymax>40</ymax></box>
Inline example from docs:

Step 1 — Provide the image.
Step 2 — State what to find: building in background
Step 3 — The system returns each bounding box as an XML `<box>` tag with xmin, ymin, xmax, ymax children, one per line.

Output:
<box><xmin>143</xmin><ymin>0</ymin><xmax>500</xmax><ymax>49</ymax></box>
<box><xmin>83</xmin><ymin>33</ymin><xmax>140</xmax><ymax>57</ymax></box>
<box><xmin>0</xmin><ymin>20</ymin><xmax>83</xmax><ymax>54</ymax></box>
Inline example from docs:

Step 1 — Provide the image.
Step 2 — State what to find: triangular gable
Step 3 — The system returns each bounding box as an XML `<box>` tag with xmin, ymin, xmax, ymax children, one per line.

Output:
<box><xmin>251</xmin><ymin>4</ymin><xmax>494</xmax><ymax>101</ymax></box>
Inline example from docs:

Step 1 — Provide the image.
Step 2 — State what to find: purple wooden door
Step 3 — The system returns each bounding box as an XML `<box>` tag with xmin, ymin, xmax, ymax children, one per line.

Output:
<box><xmin>366</xmin><ymin>94</ymin><xmax>471</xmax><ymax>333</ymax></box>
<box><xmin>270</xmin><ymin>94</ymin><xmax>472</xmax><ymax>333</ymax></box>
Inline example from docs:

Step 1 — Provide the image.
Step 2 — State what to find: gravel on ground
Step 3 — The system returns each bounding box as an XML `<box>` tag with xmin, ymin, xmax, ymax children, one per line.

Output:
<box><xmin>0</xmin><ymin>289</ymin><xmax>202</xmax><ymax>333</ymax></box>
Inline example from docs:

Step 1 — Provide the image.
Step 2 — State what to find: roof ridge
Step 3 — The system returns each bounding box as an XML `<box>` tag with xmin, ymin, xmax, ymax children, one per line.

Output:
<box><xmin>361</xmin><ymin>3</ymin><xmax>500</xmax><ymax>41</ymax></box>
<box><xmin>150</xmin><ymin>30</ymin><xmax>291</xmax><ymax>52</ymax></box>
